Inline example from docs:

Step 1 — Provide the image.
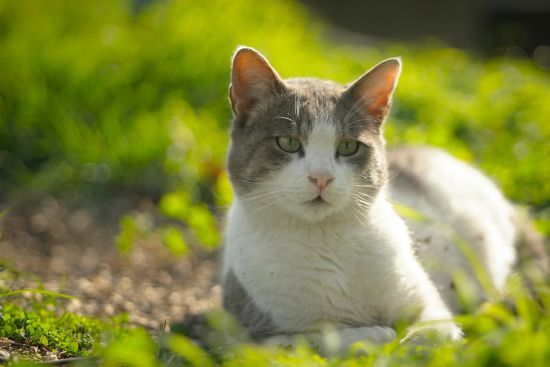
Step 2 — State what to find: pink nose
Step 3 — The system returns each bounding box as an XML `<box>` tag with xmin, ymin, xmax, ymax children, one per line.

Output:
<box><xmin>308</xmin><ymin>174</ymin><xmax>334</xmax><ymax>192</ymax></box>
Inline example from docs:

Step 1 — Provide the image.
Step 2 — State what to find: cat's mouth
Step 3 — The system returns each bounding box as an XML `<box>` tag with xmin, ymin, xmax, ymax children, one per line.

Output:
<box><xmin>305</xmin><ymin>195</ymin><xmax>328</xmax><ymax>206</ymax></box>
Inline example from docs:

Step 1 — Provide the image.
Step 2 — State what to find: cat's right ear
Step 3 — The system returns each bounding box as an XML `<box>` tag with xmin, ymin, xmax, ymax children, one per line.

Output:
<box><xmin>229</xmin><ymin>47</ymin><xmax>285</xmax><ymax>120</ymax></box>
<box><xmin>343</xmin><ymin>58</ymin><xmax>401</xmax><ymax>126</ymax></box>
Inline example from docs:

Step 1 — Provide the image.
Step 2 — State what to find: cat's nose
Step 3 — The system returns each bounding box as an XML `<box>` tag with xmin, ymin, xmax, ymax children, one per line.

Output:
<box><xmin>308</xmin><ymin>174</ymin><xmax>334</xmax><ymax>192</ymax></box>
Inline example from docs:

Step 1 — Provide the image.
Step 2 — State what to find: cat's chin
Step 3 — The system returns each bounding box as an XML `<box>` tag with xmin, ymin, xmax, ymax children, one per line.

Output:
<box><xmin>238</xmin><ymin>192</ymin><xmax>348</xmax><ymax>224</ymax></box>
<box><xmin>281</xmin><ymin>197</ymin><xmax>345</xmax><ymax>223</ymax></box>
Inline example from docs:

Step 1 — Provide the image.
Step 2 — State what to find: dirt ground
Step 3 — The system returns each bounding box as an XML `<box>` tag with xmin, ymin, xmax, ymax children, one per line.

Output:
<box><xmin>0</xmin><ymin>196</ymin><xmax>221</xmax><ymax>333</ymax></box>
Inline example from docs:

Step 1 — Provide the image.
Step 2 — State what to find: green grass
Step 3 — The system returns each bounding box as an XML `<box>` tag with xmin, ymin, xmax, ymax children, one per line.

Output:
<box><xmin>0</xmin><ymin>0</ymin><xmax>549</xmax><ymax>365</ymax></box>
<box><xmin>97</xmin><ymin>277</ymin><xmax>550</xmax><ymax>367</ymax></box>
<box><xmin>2</xmin><ymin>278</ymin><xmax>549</xmax><ymax>366</ymax></box>
<box><xmin>0</xmin><ymin>264</ymin><xmax>129</xmax><ymax>360</ymax></box>
<box><xmin>0</xmin><ymin>282</ymin><xmax>130</xmax><ymax>362</ymax></box>
<box><xmin>0</xmin><ymin>303</ymin><xmax>125</xmax><ymax>357</ymax></box>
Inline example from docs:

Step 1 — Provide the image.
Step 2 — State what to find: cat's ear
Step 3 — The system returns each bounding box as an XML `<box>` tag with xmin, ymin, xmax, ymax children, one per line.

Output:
<box><xmin>343</xmin><ymin>58</ymin><xmax>401</xmax><ymax>125</ymax></box>
<box><xmin>229</xmin><ymin>47</ymin><xmax>285</xmax><ymax>119</ymax></box>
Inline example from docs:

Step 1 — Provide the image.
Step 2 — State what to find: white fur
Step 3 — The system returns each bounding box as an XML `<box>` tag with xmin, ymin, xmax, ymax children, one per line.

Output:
<box><xmin>223</xmin><ymin>122</ymin><xmax>462</xmax><ymax>348</ymax></box>
<box><xmin>389</xmin><ymin>148</ymin><xmax>517</xmax><ymax>311</ymax></box>
<box><xmin>268</xmin><ymin>120</ymin><xmax>352</xmax><ymax>222</ymax></box>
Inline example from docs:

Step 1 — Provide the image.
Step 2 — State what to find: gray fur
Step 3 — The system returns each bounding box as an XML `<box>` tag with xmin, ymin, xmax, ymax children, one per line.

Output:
<box><xmin>222</xmin><ymin>269</ymin><xmax>276</xmax><ymax>339</ymax></box>
<box><xmin>228</xmin><ymin>76</ymin><xmax>387</xmax><ymax>199</ymax></box>
<box><xmin>387</xmin><ymin>147</ymin><xmax>446</xmax><ymax>206</ymax></box>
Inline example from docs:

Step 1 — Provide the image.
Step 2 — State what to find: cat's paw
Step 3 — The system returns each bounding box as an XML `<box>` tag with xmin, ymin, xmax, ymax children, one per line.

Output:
<box><xmin>401</xmin><ymin>321</ymin><xmax>462</xmax><ymax>345</ymax></box>
<box><xmin>320</xmin><ymin>326</ymin><xmax>396</xmax><ymax>355</ymax></box>
<box><xmin>260</xmin><ymin>325</ymin><xmax>397</xmax><ymax>355</ymax></box>
<box><xmin>312</xmin><ymin>326</ymin><xmax>396</xmax><ymax>356</ymax></box>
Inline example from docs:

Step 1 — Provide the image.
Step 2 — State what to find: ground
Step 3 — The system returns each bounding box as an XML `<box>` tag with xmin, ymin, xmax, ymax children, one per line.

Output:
<box><xmin>0</xmin><ymin>197</ymin><xmax>220</xmax><ymax>362</ymax></box>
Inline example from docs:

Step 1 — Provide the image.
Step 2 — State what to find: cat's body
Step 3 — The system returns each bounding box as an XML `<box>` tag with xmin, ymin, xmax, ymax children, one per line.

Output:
<box><xmin>223</xmin><ymin>181</ymin><xmax>455</xmax><ymax>340</ymax></box>
<box><xmin>388</xmin><ymin>147</ymin><xmax>518</xmax><ymax>312</ymax></box>
<box><xmin>221</xmin><ymin>47</ymin><xmax>530</xmax><ymax>351</ymax></box>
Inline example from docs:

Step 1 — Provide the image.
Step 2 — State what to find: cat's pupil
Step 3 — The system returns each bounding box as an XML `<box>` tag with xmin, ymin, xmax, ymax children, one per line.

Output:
<box><xmin>276</xmin><ymin>136</ymin><xmax>301</xmax><ymax>153</ymax></box>
<box><xmin>337</xmin><ymin>140</ymin><xmax>359</xmax><ymax>157</ymax></box>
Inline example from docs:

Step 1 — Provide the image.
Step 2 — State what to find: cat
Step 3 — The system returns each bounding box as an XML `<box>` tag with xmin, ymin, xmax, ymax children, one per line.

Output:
<box><xmin>220</xmin><ymin>46</ymin><xmax>545</xmax><ymax>353</ymax></box>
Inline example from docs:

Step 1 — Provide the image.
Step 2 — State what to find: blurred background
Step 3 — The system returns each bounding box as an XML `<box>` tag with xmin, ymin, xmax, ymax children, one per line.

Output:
<box><xmin>302</xmin><ymin>0</ymin><xmax>550</xmax><ymax>62</ymax></box>
<box><xmin>0</xmin><ymin>0</ymin><xmax>549</xmax><ymax>334</ymax></box>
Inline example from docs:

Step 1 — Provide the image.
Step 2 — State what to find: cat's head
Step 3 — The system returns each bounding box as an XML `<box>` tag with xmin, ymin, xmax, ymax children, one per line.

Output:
<box><xmin>227</xmin><ymin>47</ymin><xmax>400</xmax><ymax>223</ymax></box>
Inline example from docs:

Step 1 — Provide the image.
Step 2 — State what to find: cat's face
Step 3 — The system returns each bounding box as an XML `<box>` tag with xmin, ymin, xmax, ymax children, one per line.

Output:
<box><xmin>227</xmin><ymin>47</ymin><xmax>400</xmax><ymax>223</ymax></box>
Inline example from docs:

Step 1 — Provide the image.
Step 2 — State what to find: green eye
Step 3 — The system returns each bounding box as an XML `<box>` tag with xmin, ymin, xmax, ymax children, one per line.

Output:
<box><xmin>276</xmin><ymin>136</ymin><xmax>301</xmax><ymax>153</ymax></box>
<box><xmin>337</xmin><ymin>140</ymin><xmax>359</xmax><ymax>156</ymax></box>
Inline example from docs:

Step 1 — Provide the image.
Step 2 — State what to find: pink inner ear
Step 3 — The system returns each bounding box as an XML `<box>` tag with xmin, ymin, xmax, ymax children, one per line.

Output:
<box><xmin>354</xmin><ymin>63</ymin><xmax>400</xmax><ymax>122</ymax></box>
<box><xmin>366</xmin><ymin>94</ymin><xmax>390</xmax><ymax>120</ymax></box>
<box><xmin>230</xmin><ymin>48</ymin><xmax>282</xmax><ymax>117</ymax></box>
<box><xmin>353</xmin><ymin>86</ymin><xmax>392</xmax><ymax>122</ymax></box>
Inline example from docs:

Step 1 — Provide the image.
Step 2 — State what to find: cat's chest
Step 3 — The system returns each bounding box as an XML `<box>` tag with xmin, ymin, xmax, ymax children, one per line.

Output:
<box><xmin>223</xmin><ymin>207</ymin><xmax>395</xmax><ymax>329</ymax></box>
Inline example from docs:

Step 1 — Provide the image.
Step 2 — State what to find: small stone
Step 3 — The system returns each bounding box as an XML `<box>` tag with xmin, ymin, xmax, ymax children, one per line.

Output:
<box><xmin>45</xmin><ymin>352</ymin><xmax>58</xmax><ymax>361</ymax></box>
<box><xmin>0</xmin><ymin>348</ymin><xmax>10</xmax><ymax>360</ymax></box>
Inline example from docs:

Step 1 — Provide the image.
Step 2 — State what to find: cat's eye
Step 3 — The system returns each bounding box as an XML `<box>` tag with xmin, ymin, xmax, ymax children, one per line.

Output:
<box><xmin>337</xmin><ymin>140</ymin><xmax>359</xmax><ymax>156</ymax></box>
<box><xmin>276</xmin><ymin>136</ymin><xmax>301</xmax><ymax>153</ymax></box>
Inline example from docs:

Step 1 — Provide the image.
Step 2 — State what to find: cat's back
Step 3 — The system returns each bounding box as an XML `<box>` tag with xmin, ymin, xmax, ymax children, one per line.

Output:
<box><xmin>388</xmin><ymin>147</ymin><xmax>513</xmax><ymax>214</ymax></box>
<box><xmin>387</xmin><ymin>146</ymin><xmax>517</xmax><ymax>310</ymax></box>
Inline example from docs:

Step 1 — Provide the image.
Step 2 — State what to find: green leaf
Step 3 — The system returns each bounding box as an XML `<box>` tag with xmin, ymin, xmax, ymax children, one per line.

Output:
<box><xmin>68</xmin><ymin>341</ymin><xmax>79</xmax><ymax>354</ymax></box>
<box><xmin>115</xmin><ymin>215</ymin><xmax>138</xmax><ymax>254</ymax></box>
<box><xmin>1</xmin><ymin>288</ymin><xmax>76</xmax><ymax>300</ymax></box>
<box><xmin>168</xmin><ymin>334</ymin><xmax>214</xmax><ymax>367</ymax></box>
<box><xmin>40</xmin><ymin>334</ymin><xmax>49</xmax><ymax>346</ymax></box>
<box><xmin>159</xmin><ymin>192</ymin><xmax>190</xmax><ymax>222</ymax></box>
<box><xmin>162</xmin><ymin>227</ymin><xmax>188</xmax><ymax>257</ymax></box>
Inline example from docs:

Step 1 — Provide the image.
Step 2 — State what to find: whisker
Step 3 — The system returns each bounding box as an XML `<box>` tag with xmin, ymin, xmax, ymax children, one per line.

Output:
<box><xmin>247</xmin><ymin>192</ymin><xmax>283</xmax><ymax>204</ymax></box>
<box><xmin>345</xmin><ymin>117</ymin><xmax>380</xmax><ymax>130</ymax></box>
<box><xmin>349</xmin><ymin>206</ymin><xmax>369</xmax><ymax>226</ymax></box>
<box><xmin>294</xmin><ymin>94</ymin><xmax>300</xmax><ymax>121</ymax></box>
<box><xmin>352</xmin><ymin>184</ymin><xmax>378</xmax><ymax>188</ymax></box>
<box><xmin>247</xmin><ymin>196</ymin><xmax>285</xmax><ymax>217</ymax></box>
<box><xmin>352</xmin><ymin>198</ymin><xmax>372</xmax><ymax>210</ymax></box>
<box><xmin>272</xmin><ymin>116</ymin><xmax>296</xmax><ymax>124</ymax></box>
<box><xmin>386</xmin><ymin>167</ymin><xmax>402</xmax><ymax>186</ymax></box>
<box><xmin>343</xmin><ymin>94</ymin><xmax>377</xmax><ymax>125</ymax></box>
<box><xmin>352</xmin><ymin>191</ymin><xmax>376</xmax><ymax>200</ymax></box>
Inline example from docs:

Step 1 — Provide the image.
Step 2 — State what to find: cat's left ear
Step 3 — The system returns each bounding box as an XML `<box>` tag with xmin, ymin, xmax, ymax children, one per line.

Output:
<box><xmin>343</xmin><ymin>58</ymin><xmax>401</xmax><ymax>125</ymax></box>
<box><xmin>229</xmin><ymin>47</ymin><xmax>285</xmax><ymax>120</ymax></box>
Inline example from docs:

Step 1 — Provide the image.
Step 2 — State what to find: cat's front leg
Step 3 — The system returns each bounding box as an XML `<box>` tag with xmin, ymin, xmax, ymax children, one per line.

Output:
<box><xmin>262</xmin><ymin>325</ymin><xmax>396</xmax><ymax>355</ymax></box>
<box><xmin>394</xmin><ymin>260</ymin><xmax>463</xmax><ymax>344</ymax></box>
<box><xmin>402</xmin><ymin>308</ymin><xmax>463</xmax><ymax>344</ymax></box>
<box><xmin>401</xmin><ymin>279</ymin><xmax>463</xmax><ymax>343</ymax></box>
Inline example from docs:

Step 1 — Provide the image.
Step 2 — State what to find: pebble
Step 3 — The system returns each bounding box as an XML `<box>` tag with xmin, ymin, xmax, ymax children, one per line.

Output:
<box><xmin>0</xmin><ymin>200</ymin><xmax>222</xmax><ymax>356</ymax></box>
<box><xmin>0</xmin><ymin>349</ymin><xmax>10</xmax><ymax>360</ymax></box>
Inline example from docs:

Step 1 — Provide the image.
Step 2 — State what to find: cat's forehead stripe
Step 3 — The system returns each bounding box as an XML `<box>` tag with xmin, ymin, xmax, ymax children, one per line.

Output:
<box><xmin>306</xmin><ymin>120</ymin><xmax>337</xmax><ymax>156</ymax></box>
<box><xmin>287</xmin><ymin>89</ymin><xmax>359</xmax><ymax>140</ymax></box>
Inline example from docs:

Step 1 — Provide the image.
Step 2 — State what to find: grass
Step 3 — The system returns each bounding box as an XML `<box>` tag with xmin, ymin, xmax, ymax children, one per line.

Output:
<box><xmin>2</xmin><ymin>281</ymin><xmax>549</xmax><ymax>366</ymax></box>
<box><xmin>0</xmin><ymin>303</ymin><xmax>120</xmax><ymax>357</ymax></box>
<box><xmin>89</xmin><ymin>276</ymin><xmax>550</xmax><ymax>366</ymax></box>
<box><xmin>0</xmin><ymin>264</ymin><xmax>130</xmax><ymax>362</ymax></box>
<box><xmin>0</xmin><ymin>0</ymin><xmax>549</xmax><ymax>365</ymax></box>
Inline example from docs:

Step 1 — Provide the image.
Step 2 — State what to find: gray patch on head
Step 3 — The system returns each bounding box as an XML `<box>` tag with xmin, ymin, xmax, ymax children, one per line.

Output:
<box><xmin>334</xmin><ymin>82</ymin><xmax>388</xmax><ymax>191</ymax></box>
<box><xmin>222</xmin><ymin>269</ymin><xmax>276</xmax><ymax>339</ymax></box>
<box><xmin>228</xmin><ymin>78</ymin><xmax>343</xmax><ymax>194</ymax></box>
<box><xmin>228</xmin><ymin>76</ymin><xmax>388</xmax><ymax>197</ymax></box>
